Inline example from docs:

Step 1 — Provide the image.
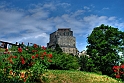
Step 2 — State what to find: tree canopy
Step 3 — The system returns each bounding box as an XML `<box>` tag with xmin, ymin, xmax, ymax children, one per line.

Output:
<box><xmin>87</xmin><ymin>24</ymin><xmax>124</xmax><ymax>75</ymax></box>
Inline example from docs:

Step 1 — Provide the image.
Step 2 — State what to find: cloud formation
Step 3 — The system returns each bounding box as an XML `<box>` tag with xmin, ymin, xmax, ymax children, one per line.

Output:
<box><xmin>0</xmin><ymin>1</ymin><xmax>124</xmax><ymax>51</ymax></box>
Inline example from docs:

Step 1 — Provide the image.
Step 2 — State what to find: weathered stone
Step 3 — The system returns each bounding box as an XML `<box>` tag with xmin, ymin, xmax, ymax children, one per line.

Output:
<box><xmin>47</xmin><ymin>28</ymin><xmax>78</xmax><ymax>55</ymax></box>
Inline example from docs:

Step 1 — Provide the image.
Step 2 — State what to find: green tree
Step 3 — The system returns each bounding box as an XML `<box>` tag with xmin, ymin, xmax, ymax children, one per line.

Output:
<box><xmin>87</xmin><ymin>24</ymin><xmax>123</xmax><ymax>76</ymax></box>
<box><xmin>55</xmin><ymin>44</ymin><xmax>63</xmax><ymax>53</ymax></box>
<box><xmin>79</xmin><ymin>55</ymin><xmax>97</xmax><ymax>72</ymax></box>
<box><xmin>79</xmin><ymin>55</ymin><xmax>88</xmax><ymax>71</ymax></box>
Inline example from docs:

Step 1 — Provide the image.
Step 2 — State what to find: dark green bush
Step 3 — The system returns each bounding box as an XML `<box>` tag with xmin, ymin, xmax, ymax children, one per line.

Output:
<box><xmin>48</xmin><ymin>52</ymin><xmax>80</xmax><ymax>70</ymax></box>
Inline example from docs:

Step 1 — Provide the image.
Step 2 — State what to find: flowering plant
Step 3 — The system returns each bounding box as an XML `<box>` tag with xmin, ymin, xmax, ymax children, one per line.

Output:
<box><xmin>112</xmin><ymin>64</ymin><xmax>124</xmax><ymax>79</ymax></box>
<box><xmin>0</xmin><ymin>43</ymin><xmax>52</xmax><ymax>83</ymax></box>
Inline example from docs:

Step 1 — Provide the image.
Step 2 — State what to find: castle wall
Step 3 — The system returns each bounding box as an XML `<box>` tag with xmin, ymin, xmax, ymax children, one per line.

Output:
<box><xmin>47</xmin><ymin>28</ymin><xmax>78</xmax><ymax>55</ymax></box>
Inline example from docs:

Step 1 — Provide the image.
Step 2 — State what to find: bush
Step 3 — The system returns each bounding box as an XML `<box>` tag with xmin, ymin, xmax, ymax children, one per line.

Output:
<box><xmin>48</xmin><ymin>52</ymin><xmax>80</xmax><ymax>70</ymax></box>
<box><xmin>112</xmin><ymin>64</ymin><xmax>124</xmax><ymax>81</ymax></box>
<box><xmin>0</xmin><ymin>44</ymin><xmax>52</xmax><ymax>83</ymax></box>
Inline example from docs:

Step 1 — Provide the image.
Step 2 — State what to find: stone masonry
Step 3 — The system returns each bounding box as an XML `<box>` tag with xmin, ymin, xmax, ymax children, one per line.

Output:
<box><xmin>47</xmin><ymin>28</ymin><xmax>78</xmax><ymax>55</ymax></box>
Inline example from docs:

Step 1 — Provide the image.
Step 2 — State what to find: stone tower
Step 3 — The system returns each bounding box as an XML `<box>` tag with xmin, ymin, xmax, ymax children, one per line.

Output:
<box><xmin>47</xmin><ymin>28</ymin><xmax>78</xmax><ymax>55</ymax></box>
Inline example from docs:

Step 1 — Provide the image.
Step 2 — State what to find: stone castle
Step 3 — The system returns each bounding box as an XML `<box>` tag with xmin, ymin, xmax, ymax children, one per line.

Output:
<box><xmin>47</xmin><ymin>28</ymin><xmax>78</xmax><ymax>55</ymax></box>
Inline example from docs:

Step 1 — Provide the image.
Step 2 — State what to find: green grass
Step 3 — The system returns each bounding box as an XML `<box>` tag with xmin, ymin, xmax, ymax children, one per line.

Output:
<box><xmin>43</xmin><ymin>70</ymin><xmax>122</xmax><ymax>83</ymax></box>
<box><xmin>0</xmin><ymin>48</ymin><xmax>5</xmax><ymax>52</ymax></box>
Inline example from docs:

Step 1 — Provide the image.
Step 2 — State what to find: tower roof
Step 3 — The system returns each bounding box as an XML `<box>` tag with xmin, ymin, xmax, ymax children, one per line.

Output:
<box><xmin>58</xmin><ymin>28</ymin><xmax>71</xmax><ymax>31</ymax></box>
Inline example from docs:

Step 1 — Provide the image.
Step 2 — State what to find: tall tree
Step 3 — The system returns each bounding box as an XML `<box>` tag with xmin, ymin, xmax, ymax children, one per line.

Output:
<box><xmin>55</xmin><ymin>44</ymin><xmax>63</xmax><ymax>53</ymax></box>
<box><xmin>87</xmin><ymin>24</ymin><xmax>123</xmax><ymax>76</ymax></box>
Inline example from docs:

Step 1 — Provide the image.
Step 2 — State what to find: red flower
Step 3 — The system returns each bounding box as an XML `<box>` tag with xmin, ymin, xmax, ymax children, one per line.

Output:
<box><xmin>113</xmin><ymin>66</ymin><xmax>120</xmax><ymax>70</ymax></box>
<box><xmin>5</xmin><ymin>48</ymin><xmax>8</xmax><ymax>52</ymax></box>
<box><xmin>120</xmin><ymin>64</ymin><xmax>124</xmax><ymax>69</ymax></box>
<box><xmin>113</xmin><ymin>69</ymin><xmax>117</xmax><ymax>72</ymax></box>
<box><xmin>35</xmin><ymin>54</ymin><xmax>38</xmax><ymax>58</ymax></box>
<box><xmin>32</xmin><ymin>55</ymin><xmax>35</xmax><ymax>59</ymax></box>
<box><xmin>20</xmin><ymin>56</ymin><xmax>25</xmax><ymax>64</ymax></box>
<box><xmin>112</xmin><ymin>65</ymin><xmax>120</xmax><ymax>73</ymax></box>
<box><xmin>33</xmin><ymin>44</ymin><xmax>38</xmax><ymax>48</ymax></box>
<box><xmin>43</xmin><ymin>52</ymin><xmax>47</xmax><ymax>55</ymax></box>
<box><xmin>48</xmin><ymin>54</ymin><xmax>53</xmax><ymax>58</ymax></box>
<box><xmin>20</xmin><ymin>72</ymin><xmax>25</xmax><ymax>78</ymax></box>
<box><xmin>120</xmin><ymin>71</ymin><xmax>124</xmax><ymax>74</ymax></box>
<box><xmin>18</xmin><ymin>48</ymin><xmax>22</xmax><ymax>53</ymax></box>
<box><xmin>21</xmin><ymin>60</ymin><xmax>25</xmax><ymax>64</ymax></box>
<box><xmin>42</xmin><ymin>46</ymin><xmax>46</xmax><ymax>50</ymax></box>
<box><xmin>23</xmin><ymin>78</ymin><xmax>27</xmax><ymax>82</ymax></box>
<box><xmin>116</xmin><ymin>74</ymin><xmax>120</xmax><ymax>78</ymax></box>
<box><xmin>13</xmin><ymin>56</ymin><xmax>17</xmax><ymax>58</ymax></box>
<box><xmin>7</xmin><ymin>52</ymin><xmax>10</xmax><ymax>54</ymax></box>
<box><xmin>9</xmin><ymin>70</ymin><xmax>13</xmax><ymax>75</ymax></box>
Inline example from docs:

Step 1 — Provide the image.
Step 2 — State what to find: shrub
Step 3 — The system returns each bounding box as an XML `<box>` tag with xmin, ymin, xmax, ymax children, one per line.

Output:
<box><xmin>112</xmin><ymin>64</ymin><xmax>124</xmax><ymax>81</ymax></box>
<box><xmin>48</xmin><ymin>52</ymin><xmax>80</xmax><ymax>70</ymax></box>
<box><xmin>0</xmin><ymin>44</ymin><xmax>52</xmax><ymax>83</ymax></box>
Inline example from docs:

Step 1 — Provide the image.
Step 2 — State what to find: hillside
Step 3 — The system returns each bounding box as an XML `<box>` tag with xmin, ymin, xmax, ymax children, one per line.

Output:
<box><xmin>43</xmin><ymin>70</ymin><xmax>122</xmax><ymax>83</ymax></box>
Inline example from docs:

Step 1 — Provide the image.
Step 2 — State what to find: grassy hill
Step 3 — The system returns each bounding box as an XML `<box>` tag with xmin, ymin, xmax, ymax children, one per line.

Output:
<box><xmin>43</xmin><ymin>70</ymin><xmax>122</xmax><ymax>83</ymax></box>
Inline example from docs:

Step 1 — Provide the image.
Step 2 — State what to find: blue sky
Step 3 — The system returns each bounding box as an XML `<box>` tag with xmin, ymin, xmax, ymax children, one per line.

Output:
<box><xmin>0</xmin><ymin>0</ymin><xmax>124</xmax><ymax>52</ymax></box>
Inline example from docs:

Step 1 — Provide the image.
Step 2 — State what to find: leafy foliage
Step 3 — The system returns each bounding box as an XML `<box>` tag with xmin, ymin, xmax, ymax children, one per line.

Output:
<box><xmin>46</xmin><ymin>44</ymin><xmax>79</xmax><ymax>70</ymax></box>
<box><xmin>55</xmin><ymin>44</ymin><xmax>63</xmax><ymax>54</ymax></box>
<box><xmin>79</xmin><ymin>55</ymin><xmax>96</xmax><ymax>72</ymax></box>
<box><xmin>87</xmin><ymin>24</ymin><xmax>123</xmax><ymax>76</ymax></box>
<box><xmin>0</xmin><ymin>44</ymin><xmax>52</xmax><ymax>83</ymax></box>
<box><xmin>48</xmin><ymin>52</ymin><xmax>80</xmax><ymax>70</ymax></box>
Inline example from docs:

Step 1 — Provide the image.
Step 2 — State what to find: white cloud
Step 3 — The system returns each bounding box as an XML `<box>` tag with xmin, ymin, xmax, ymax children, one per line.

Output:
<box><xmin>83</xmin><ymin>15</ymin><xmax>124</xmax><ymax>29</ymax></box>
<box><xmin>83</xmin><ymin>5</ymin><xmax>94</xmax><ymax>12</ymax></box>
<box><xmin>58</xmin><ymin>3</ymin><xmax>71</xmax><ymax>8</ymax></box>
<box><xmin>71</xmin><ymin>10</ymin><xmax>85</xmax><ymax>17</ymax></box>
<box><xmin>0</xmin><ymin>1</ymin><xmax>124</xmax><ymax>51</ymax></box>
<box><xmin>102</xmin><ymin>7</ymin><xmax>109</xmax><ymax>10</ymax></box>
<box><xmin>18</xmin><ymin>33</ymin><xmax>49</xmax><ymax>46</ymax></box>
<box><xmin>43</xmin><ymin>3</ymin><xmax>56</xmax><ymax>10</ymax></box>
<box><xmin>84</xmin><ymin>6</ymin><xmax>90</xmax><ymax>10</ymax></box>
